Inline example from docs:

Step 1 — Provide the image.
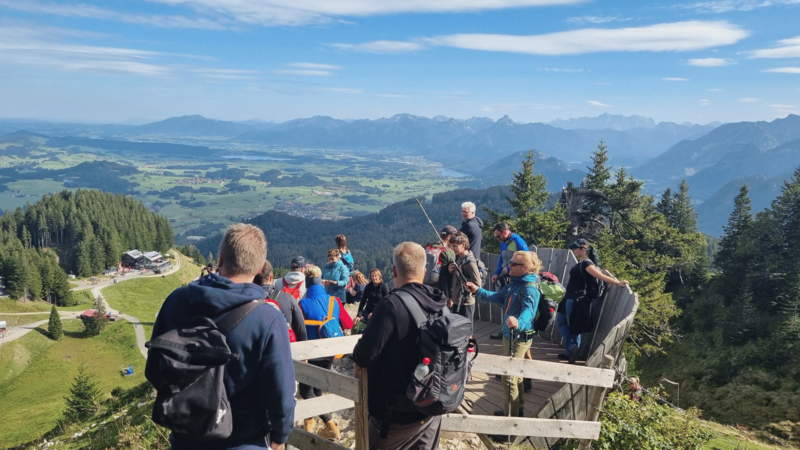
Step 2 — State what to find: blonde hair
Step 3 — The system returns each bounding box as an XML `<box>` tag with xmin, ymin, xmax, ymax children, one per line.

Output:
<box><xmin>218</xmin><ymin>223</ymin><xmax>267</xmax><ymax>277</ymax></box>
<box><xmin>516</xmin><ymin>251</ymin><xmax>542</xmax><ymax>275</ymax></box>
<box><xmin>369</xmin><ymin>268</ymin><xmax>383</xmax><ymax>283</ymax></box>
<box><xmin>393</xmin><ymin>242</ymin><xmax>426</xmax><ymax>278</ymax></box>
<box><xmin>304</xmin><ymin>264</ymin><xmax>322</xmax><ymax>278</ymax></box>
<box><xmin>352</xmin><ymin>270</ymin><xmax>367</xmax><ymax>285</ymax></box>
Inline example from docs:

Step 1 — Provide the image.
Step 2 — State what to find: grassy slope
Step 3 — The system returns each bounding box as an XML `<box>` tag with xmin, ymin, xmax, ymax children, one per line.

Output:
<box><xmin>103</xmin><ymin>254</ymin><xmax>202</xmax><ymax>340</ymax></box>
<box><xmin>0</xmin><ymin>326</ymin><xmax>57</xmax><ymax>384</ymax></box>
<box><xmin>0</xmin><ymin>296</ymin><xmax>93</xmax><ymax>313</ymax></box>
<box><xmin>0</xmin><ymin>313</ymin><xmax>51</xmax><ymax>326</ymax></box>
<box><xmin>0</xmin><ymin>320</ymin><xmax>146</xmax><ymax>448</ymax></box>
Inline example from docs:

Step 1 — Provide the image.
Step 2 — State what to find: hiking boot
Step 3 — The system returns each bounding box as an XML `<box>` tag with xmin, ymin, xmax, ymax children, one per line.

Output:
<box><xmin>303</xmin><ymin>418</ymin><xmax>315</xmax><ymax>433</ymax></box>
<box><xmin>569</xmin><ymin>350</ymin><xmax>579</xmax><ymax>365</ymax></box>
<box><xmin>524</xmin><ymin>378</ymin><xmax>532</xmax><ymax>393</ymax></box>
<box><xmin>490</xmin><ymin>331</ymin><xmax>503</xmax><ymax>340</ymax></box>
<box><xmin>489</xmin><ymin>434</ymin><xmax>514</xmax><ymax>444</ymax></box>
<box><xmin>319</xmin><ymin>420</ymin><xmax>341</xmax><ymax>440</ymax></box>
<box><xmin>558</xmin><ymin>353</ymin><xmax>569</xmax><ymax>361</ymax></box>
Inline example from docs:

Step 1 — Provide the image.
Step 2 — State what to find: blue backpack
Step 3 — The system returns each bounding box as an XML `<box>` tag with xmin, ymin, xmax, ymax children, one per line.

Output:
<box><xmin>339</xmin><ymin>250</ymin><xmax>355</xmax><ymax>274</ymax></box>
<box><xmin>304</xmin><ymin>296</ymin><xmax>344</xmax><ymax>339</ymax></box>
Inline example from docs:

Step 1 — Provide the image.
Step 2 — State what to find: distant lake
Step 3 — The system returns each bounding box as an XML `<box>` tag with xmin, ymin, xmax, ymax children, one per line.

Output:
<box><xmin>222</xmin><ymin>154</ymin><xmax>290</xmax><ymax>161</ymax></box>
<box><xmin>439</xmin><ymin>168</ymin><xmax>468</xmax><ymax>178</ymax></box>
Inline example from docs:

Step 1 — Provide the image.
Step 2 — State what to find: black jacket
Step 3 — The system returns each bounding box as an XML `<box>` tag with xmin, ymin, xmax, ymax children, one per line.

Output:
<box><xmin>460</xmin><ymin>216</ymin><xmax>484</xmax><ymax>262</ymax></box>
<box><xmin>358</xmin><ymin>281</ymin><xmax>389</xmax><ymax>318</ymax></box>
<box><xmin>353</xmin><ymin>282</ymin><xmax>448</xmax><ymax>424</ymax></box>
<box><xmin>263</xmin><ymin>284</ymin><xmax>308</xmax><ymax>342</ymax></box>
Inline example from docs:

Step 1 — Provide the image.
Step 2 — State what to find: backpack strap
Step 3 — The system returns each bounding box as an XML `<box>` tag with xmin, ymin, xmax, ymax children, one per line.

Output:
<box><xmin>215</xmin><ymin>301</ymin><xmax>261</xmax><ymax>335</ymax></box>
<box><xmin>394</xmin><ymin>290</ymin><xmax>428</xmax><ymax>328</ymax></box>
<box><xmin>304</xmin><ymin>297</ymin><xmax>337</xmax><ymax>328</ymax></box>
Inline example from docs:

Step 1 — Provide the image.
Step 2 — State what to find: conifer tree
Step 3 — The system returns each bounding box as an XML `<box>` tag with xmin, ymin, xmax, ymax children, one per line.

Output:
<box><xmin>584</xmin><ymin>140</ymin><xmax>612</xmax><ymax>228</ymax></box>
<box><xmin>715</xmin><ymin>184</ymin><xmax>753</xmax><ymax>275</ymax></box>
<box><xmin>673</xmin><ymin>180</ymin><xmax>698</xmax><ymax>234</ymax></box>
<box><xmin>48</xmin><ymin>304</ymin><xmax>63</xmax><ymax>340</ymax></box>
<box><xmin>85</xmin><ymin>295</ymin><xmax>109</xmax><ymax>335</ymax></box>
<box><xmin>656</xmin><ymin>187</ymin><xmax>674</xmax><ymax>224</ymax></box>
<box><xmin>63</xmin><ymin>363</ymin><xmax>102</xmax><ymax>422</ymax></box>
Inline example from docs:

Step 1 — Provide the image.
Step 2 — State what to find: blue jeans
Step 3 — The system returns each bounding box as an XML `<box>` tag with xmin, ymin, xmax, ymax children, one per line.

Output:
<box><xmin>557</xmin><ymin>298</ymin><xmax>580</xmax><ymax>356</ymax></box>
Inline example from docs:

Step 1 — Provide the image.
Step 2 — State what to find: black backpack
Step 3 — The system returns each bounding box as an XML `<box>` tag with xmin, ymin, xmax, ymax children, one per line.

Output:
<box><xmin>389</xmin><ymin>291</ymin><xmax>476</xmax><ymax>422</ymax></box>
<box><xmin>144</xmin><ymin>301</ymin><xmax>261</xmax><ymax>441</ymax></box>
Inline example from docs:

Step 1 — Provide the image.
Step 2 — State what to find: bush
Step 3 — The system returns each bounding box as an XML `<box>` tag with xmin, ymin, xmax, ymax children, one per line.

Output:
<box><xmin>589</xmin><ymin>391</ymin><xmax>713</xmax><ymax>450</ymax></box>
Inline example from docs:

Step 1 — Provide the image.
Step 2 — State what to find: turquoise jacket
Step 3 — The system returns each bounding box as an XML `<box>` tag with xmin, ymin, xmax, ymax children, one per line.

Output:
<box><xmin>495</xmin><ymin>233</ymin><xmax>529</xmax><ymax>276</ymax></box>
<box><xmin>322</xmin><ymin>260</ymin><xmax>349</xmax><ymax>300</ymax></box>
<box><xmin>476</xmin><ymin>273</ymin><xmax>540</xmax><ymax>340</ymax></box>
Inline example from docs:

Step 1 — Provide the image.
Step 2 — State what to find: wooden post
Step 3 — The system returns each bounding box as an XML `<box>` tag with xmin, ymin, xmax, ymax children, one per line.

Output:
<box><xmin>354</xmin><ymin>367</ymin><xmax>369</xmax><ymax>450</ymax></box>
<box><xmin>578</xmin><ymin>355</ymin><xmax>615</xmax><ymax>450</ymax></box>
<box><xmin>455</xmin><ymin>405</ymin><xmax>496</xmax><ymax>450</ymax></box>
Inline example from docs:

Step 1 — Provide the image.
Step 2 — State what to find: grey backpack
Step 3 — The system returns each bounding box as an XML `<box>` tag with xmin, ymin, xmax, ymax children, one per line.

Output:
<box><xmin>392</xmin><ymin>291</ymin><xmax>477</xmax><ymax>416</ymax></box>
<box><xmin>144</xmin><ymin>301</ymin><xmax>260</xmax><ymax>441</ymax></box>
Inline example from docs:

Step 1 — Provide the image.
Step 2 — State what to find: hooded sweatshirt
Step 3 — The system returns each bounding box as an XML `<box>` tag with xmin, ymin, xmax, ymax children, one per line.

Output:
<box><xmin>353</xmin><ymin>282</ymin><xmax>448</xmax><ymax>424</ymax></box>
<box><xmin>273</xmin><ymin>270</ymin><xmax>307</xmax><ymax>300</ymax></box>
<box><xmin>475</xmin><ymin>273</ymin><xmax>540</xmax><ymax>340</ymax></box>
<box><xmin>151</xmin><ymin>273</ymin><xmax>296</xmax><ymax>449</ymax></box>
<box><xmin>460</xmin><ymin>216</ymin><xmax>484</xmax><ymax>261</ymax></box>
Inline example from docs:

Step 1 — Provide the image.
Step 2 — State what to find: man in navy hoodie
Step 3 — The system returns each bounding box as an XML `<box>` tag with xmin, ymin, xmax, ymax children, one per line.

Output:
<box><xmin>152</xmin><ymin>224</ymin><xmax>295</xmax><ymax>450</ymax></box>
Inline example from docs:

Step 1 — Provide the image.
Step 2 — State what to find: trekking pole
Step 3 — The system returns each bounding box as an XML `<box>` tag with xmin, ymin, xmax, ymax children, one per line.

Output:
<box><xmin>507</xmin><ymin>328</ymin><xmax>515</xmax><ymax>447</ymax></box>
<box><xmin>413</xmin><ymin>197</ymin><xmax>471</xmax><ymax>308</ymax></box>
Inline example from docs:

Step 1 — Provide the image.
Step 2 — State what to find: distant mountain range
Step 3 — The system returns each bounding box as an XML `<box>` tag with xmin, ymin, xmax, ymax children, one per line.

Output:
<box><xmin>695</xmin><ymin>173</ymin><xmax>790</xmax><ymax>235</ymax></box>
<box><xmin>547</xmin><ymin>112</ymin><xmax>723</xmax><ymax>132</ymax></box>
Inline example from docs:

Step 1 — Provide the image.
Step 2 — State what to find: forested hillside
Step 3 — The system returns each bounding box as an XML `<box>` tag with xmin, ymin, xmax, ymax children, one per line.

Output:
<box><xmin>640</xmin><ymin>173</ymin><xmax>800</xmax><ymax>426</ymax></box>
<box><xmin>0</xmin><ymin>190</ymin><xmax>173</xmax><ymax>304</ymax></box>
<box><xmin>193</xmin><ymin>186</ymin><xmax>514</xmax><ymax>273</ymax></box>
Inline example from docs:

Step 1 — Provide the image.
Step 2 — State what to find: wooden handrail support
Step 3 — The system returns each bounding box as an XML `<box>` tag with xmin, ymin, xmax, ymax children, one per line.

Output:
<box><xmin>287</xmin><ymin>428</ymin><xmax>350</xmax><ymax>450</ymax></box>
<box><xmin>442</xmin><ymin>414</ymin><xmax>601</xmax><ymax>439</ymax></box>
<box><xmin>578</xmin><ymin>355</ymin><xmax>615</xmax><ymax>450</ymax></box>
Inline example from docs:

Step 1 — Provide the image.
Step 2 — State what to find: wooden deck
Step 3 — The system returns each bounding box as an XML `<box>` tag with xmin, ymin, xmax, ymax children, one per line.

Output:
<box><xmin>463</xmin><ymin>319</ymin><xmax>579</xmax><ymax>418</ymax></box>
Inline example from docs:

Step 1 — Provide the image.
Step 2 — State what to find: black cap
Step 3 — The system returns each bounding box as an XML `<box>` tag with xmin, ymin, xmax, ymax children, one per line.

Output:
<box><xmin>569</xmin><ymin>238</ymin><xmax>591</xmax><ymax>249</ymax></box>
<box><xmin>290</xmin><ymin>256</ymin><xmax>306</xmax><ymax>270</ymax></box>
<box><xmin>440</xmin><ymin>225</ymin><xmax>458</xmax><ymax>238</ymax></box>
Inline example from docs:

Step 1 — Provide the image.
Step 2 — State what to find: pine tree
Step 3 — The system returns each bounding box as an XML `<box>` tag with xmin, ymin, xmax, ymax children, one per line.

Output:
<box><xmin>584</xmin><ymin>140</ymin><xmax>612</xmax><ymax>227</ymax></box>
<box><xmin>48</xmin><ymin>304</ymin><xmax>63</xmax><ymax>340</ymax></box>
<box><xmin>715</xmin><ymin>184</ymin><xmax>753</xmax><ymax>275</ymax></box>
<box><xmin>656</xmin><ymin>188</ymin><xmax>674</xmax><ymax>224</ymax></box>
<box><xmin>63</xmin><ymin>363</ymin><xmax>102</xmax><ymax>422</ymax></box>
<box><xmin>85</xmin><ymin>295</ymin><xmax>109</xmax><ymax>335</ymax></box>
<box><xmin>672</xmin><ymin>180</ymin><xmax>698</xmax><ymax>234</ymax></box>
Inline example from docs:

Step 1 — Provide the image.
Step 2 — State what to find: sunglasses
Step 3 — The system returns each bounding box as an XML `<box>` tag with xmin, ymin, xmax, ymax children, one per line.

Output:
<box><xmin>508</xmin><ymin>261</ymin><xmax>523</xmax><ymax>267</ymax></box>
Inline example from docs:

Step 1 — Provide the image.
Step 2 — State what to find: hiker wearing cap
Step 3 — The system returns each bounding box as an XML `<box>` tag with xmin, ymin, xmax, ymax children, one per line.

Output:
<box><xmin>464</xmin><ymin>251</ymin><xmax>541</xmax><ymax>427</ymax></box>
<box><xmin>423</xmin><ymin>225</ymin><xmax>457</xmax><ymax>298</ymax></box>
<box><xmin>274</xmin><ymin>256</ymin><xmax>307</xmax><ymax>300</ymax></box>
<box><xmin>558</xmin><ymin>238</ymin><xmax>629</xmax><ymax>364</ymax></box>
<box><xmin>460</xmin><ymin>201</ymin><xmax>484</xmax><ymax>262</ymax></box>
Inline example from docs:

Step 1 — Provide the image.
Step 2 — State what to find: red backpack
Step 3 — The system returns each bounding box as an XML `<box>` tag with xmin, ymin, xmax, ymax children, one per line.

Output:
<box><xmin>265</xmin><ymin>298</ymin><xmax>297</xmax><ymax>343</ymax></box>
<box><xmin>281</xmin><ymin>277</ymin><xmax>303</xmax><ymax>300</ymax></box>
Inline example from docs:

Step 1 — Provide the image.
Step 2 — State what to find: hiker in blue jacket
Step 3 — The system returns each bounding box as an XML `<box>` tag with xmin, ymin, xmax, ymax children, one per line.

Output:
<box><xmin>492</xmin><ymin>222</ymin><xmax>529</xmax><ymax>286</ymax></box>
<box><xmin>150</xmin><ymin>224</ymin><xmax>295</xmax><ymax>450</ymax></box>
<box><xmin>466</xmin><ymin>250</ymin><xmax>541</xmax><ymax>424</ymax></box>
<box><xmin>322</xmin><ymin>248</ymin><xmax>349</xmax><ymax>301</ymax></box>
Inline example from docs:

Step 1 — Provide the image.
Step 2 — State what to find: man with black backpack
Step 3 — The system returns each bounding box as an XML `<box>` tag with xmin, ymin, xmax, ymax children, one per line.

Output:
<box><xmin>146</xmin><ymin>224</ymin><xmax>295</xmax><ymax>450</ymax></box>
<box><xmin>353</xmin><ymin>242</ymin><xmax>456</xmax><ymax>450</ymax></box>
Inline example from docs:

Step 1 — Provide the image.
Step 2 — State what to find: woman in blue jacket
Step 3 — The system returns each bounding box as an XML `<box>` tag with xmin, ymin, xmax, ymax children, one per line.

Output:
<box><xmin>465</xmin><ymin>250</ymin><xmax>541</xmax><ymax>420</ymax></box>
<box><xmin>322</xmin><ymin>248</ymin><xmax>349</xmax><ymax>301</ymax></box>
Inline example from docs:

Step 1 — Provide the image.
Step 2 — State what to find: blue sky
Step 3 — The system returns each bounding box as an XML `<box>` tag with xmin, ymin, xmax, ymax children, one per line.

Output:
<box><xmin>1</xmin><ymin>0</ymin><xmax>799</xmax><ymax>125</ymax></box>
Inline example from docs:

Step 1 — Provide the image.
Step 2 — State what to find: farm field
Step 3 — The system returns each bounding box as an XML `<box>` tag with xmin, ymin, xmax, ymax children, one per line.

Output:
<box><xmin>0</xmin><ymin>136</ymin><xmax>468</xmax><ymax>238</ymax></box>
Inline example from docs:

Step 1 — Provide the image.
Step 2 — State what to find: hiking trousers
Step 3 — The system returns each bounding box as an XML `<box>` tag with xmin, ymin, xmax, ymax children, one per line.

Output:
<box><xmin>298</xmin><ymin>358</ymin><xmax>334</xmax><ymax>423</ymax></box>
<box><xmin>556</xmin><ymin>298</ymin><xmax>580</xmax><ymax>357</ymax></box>
<box><xmin>502</xmin><ymin>336</ymin><xmax>532</xmax><ymax>416</ymax></box>
<box><xmin>368</xmin><ymin>415</ymin><xmax>441</xmax><ymax>450</ymax></box>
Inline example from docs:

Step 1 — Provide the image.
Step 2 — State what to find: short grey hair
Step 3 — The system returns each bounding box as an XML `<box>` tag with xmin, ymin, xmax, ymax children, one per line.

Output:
<box><xmin>393</xmin><ymin>242</ymin><xmax>426</xmax><ymax>278</ymax></box>
<box><xmin>461</xmin><ymin>201</ymin><xmax>476</xmax><ymax>213</ymax></box>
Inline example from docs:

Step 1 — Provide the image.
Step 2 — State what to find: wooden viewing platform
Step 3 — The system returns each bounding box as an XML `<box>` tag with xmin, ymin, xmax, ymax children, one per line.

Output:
<box><xmin>462</xmin><ymin>320</ymin><xmax>574</xmax><ymax>419</ymax></box>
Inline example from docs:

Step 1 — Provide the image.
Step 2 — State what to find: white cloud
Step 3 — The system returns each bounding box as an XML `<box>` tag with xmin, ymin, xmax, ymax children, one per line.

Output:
<box><xmin>332</xmin><ymin>40</ymin><xmax>424</xmax><ymax>54</ymax></box>
<box><xmin>700</xmin><ymin>99</ymin><xmax>710</xmax><ymax>105</ymax></box>
<box><xmin>427</xmin><ymin>21</ymin><xmax>748</xmax><ymax>55</ymax></box>
<box><xmin>587</xmin><ymin>100</ymin><xmax>612</xmax><ymax>107</ymax></box>
<box><xmin>272</xmin><ymin>69</ymin><xmax>335</xmax><ymax>77</ymax></box>
<box><xmin>0</xmin><ymin>0</ymin><xmax>228</xmax><ymax>30</ymax></box>
<box><xmin>738</xmin><ymin>97</ymin><xmax>758</xmax><ymax>102</ymax></box>
<box><xmin>566</xmin><ymin>15</ymin><xmax>631</xmax><ymax>24</ymax></box>
<box><xmin>688</xmin><ymin>57</ymin><xmax>732</xmax><ymax>66</ymax></box>
<box><xmin>673</xmin><ymin>0</ymin><xmax>800</xmax><ymax>13</ymax></box>
<box><xmin>287</xmin><ymin>62</ymin><xmax>343</xmax><ymax>70</ymax></box>
<box><xmin>750</xmin><ymin>36</ymin><xmax>800</xmax><ymax>58</ymax></box>
<box><xmin>143</xmin><ymin>0</ymin><xmax>584</xmax><ymax>27</ymax></box>
<box><xmin>771</xmin><ymin>104</ymin><xmax>796</xmax><ymax>108</ymax></box>
<box><xmin>537</xmin><ymin>67</ymin><xmax>586</xmax><ymax>72</ymax></box>
<box><xmin>709</xmin><ymin>88</ymin><xmax>723</xmax><ymax>91</ymax></box>
<box><xmin>763</xmin><ymin>67</ymin><xmax>800</xmax><ymax>73</ymax></box>
<box><xmin>663</xmin><ymin>77</ymin><xmax>689</xmax><ymax>81</ymax></box>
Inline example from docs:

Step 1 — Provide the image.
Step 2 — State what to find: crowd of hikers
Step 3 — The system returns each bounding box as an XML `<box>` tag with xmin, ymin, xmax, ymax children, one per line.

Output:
<box><xmin>145</xmin><ymin>201</ymin><xmax>629</xmax><ymax>450</ymax></box>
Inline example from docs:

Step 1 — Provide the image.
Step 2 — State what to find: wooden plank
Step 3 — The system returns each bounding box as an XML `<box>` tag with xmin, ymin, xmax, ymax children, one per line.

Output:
<box><xmin>471</xmin><ymin>353</ymin><xmax>615</xmax><ymax>388</ymax></box>
<box><xmin>293</xmin><ymin>360</ymin><xmax>359</xmax><ymax>401</ymax></box>
<box><xmin>490</xmin><ymin>302</ymin><xmax>503</xmax><ymax>325</ymax></box>
<box><xmin>550</xmin><ymin>250</ymin><xmax>569</xmax><ymax>282</ymax></box>
<box><xmin>294</xmin><ymin>395</ymin><xmax>354</xmax><ymax>421</ymax></box>
<box><xmin>354</xmin><ymin>367</ymin><xmax>369</xmax><ymax>450</ymax></box>
<box><xmin>287</xmin><ymin>428</ymin><xmax>350</xmax><ymax>450</ymax></box>
<box><xmin>291</xmin><ymin>335</ymin><xmax>360</xmax><ymax>360</ymax></box>
<box><xmin>441</xmin><ymin>414</ymin><xmax>601</xmax><ymax>439</ymax></box>
<box><xmin>537</xmin><ymin>247</ymin><xmax>554</xmax><ymax>272</ymax></box>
